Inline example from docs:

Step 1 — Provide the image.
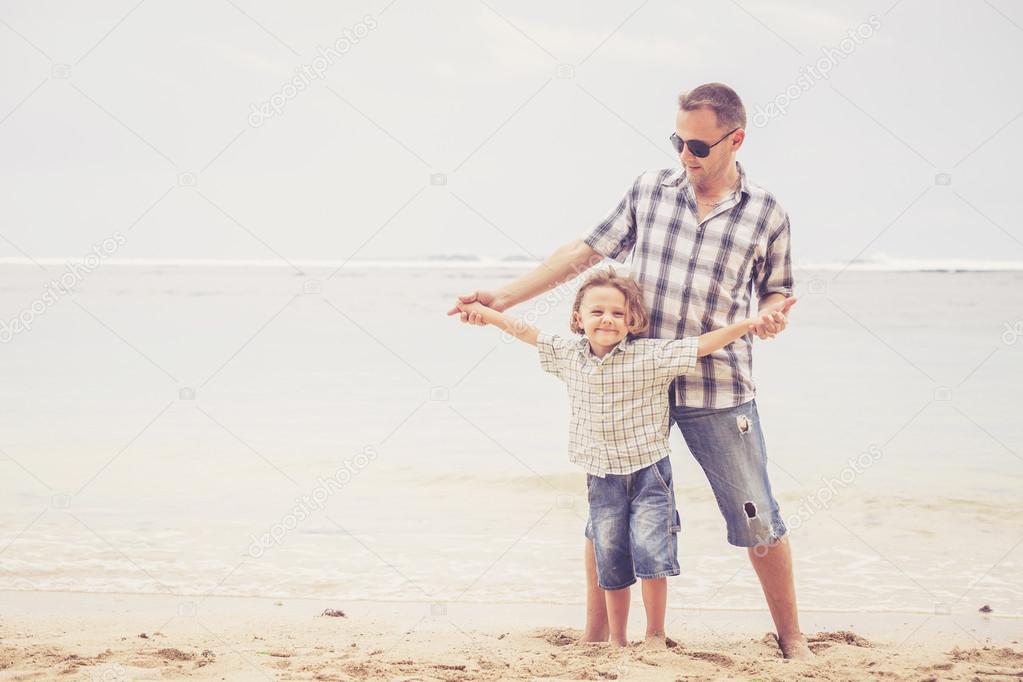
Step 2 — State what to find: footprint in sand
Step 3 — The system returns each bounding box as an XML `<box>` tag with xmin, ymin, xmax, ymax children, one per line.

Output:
<box><xmin>685</xmin><ymin>651</ymin><xmax>734</xmax><ymax>667</ymax></box>
<box><xmin>534</xmin><ymin>628</ymin><xmax>578</xmax><ymax>647</ymax></box>
<box><xmin>808</xmin><ymin>630</ymin><xmax>873</xmax><ymax>648</ymax></box>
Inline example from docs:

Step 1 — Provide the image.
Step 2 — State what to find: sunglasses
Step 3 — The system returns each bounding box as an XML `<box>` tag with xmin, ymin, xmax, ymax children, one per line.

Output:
<box><xmin>669</xmin><ymin>128</ymin><xmax>740</xmax><ymax>158</ymax></box>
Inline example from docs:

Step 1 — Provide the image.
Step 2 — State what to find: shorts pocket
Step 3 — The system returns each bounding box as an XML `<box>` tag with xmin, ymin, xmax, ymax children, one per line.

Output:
<box><xmin>650</xmin><ymin>458</ymin><xmax>673</xmax><ymax>495</ymax></box>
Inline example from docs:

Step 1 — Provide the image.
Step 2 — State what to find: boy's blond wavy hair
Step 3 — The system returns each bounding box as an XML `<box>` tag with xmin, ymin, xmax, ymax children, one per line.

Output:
<box><xmin>569</xmin><ymin>267</ymin><xmax>650</xmax><ymax>337</ymax></box>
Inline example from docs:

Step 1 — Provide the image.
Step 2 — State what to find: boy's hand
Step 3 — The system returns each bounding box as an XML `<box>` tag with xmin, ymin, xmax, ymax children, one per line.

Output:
<box><xmin>455</xmin><ymin>299</ymin><xmax>489</xmax><ymax>320</ymax></box>
<box><xmin>447</xmin><ymin>290</ymin><xmax>503</xmax><ymax>326</ymax></box>
<box><xmin>750</xmin><ymin>297</ymin><xmax>796</xmax><ymax>340</ymax></box>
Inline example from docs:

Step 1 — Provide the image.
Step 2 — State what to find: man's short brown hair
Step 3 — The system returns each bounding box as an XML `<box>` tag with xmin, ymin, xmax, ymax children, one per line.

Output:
<box><xmin>677</xmin><ymin>82</ymin><xmax>747</xmax><ymax>130</ymax></box>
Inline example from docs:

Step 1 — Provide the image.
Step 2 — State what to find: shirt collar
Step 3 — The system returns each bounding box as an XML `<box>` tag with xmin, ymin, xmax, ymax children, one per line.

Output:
<box><xmin>661</xmin><ymin>161</ymin><xmax>751</xmax><ymax>198</ymax></box>
<box><xmin>574</xmin><ymin>334</ymin><xmax>632</xmax><ymax>361</ymax></box>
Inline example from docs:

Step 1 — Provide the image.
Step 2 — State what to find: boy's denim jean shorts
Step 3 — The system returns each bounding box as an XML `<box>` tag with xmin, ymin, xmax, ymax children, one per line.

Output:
<box><xmin>668</xmin><ymin>395</ymin><xmax>787</xmax><ymax>549</ymax></box>
<box><xmin>584</xmin><ymin>456</ymin><xmax>681</xmax><ymax>591</ymax></box>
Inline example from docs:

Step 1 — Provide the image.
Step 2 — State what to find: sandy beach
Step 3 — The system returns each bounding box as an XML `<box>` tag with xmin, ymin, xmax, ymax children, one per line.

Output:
<box><xmin>2</xmin><ymin>590</ymin><xmax>1021</xmax><ymax>681</ymax></box>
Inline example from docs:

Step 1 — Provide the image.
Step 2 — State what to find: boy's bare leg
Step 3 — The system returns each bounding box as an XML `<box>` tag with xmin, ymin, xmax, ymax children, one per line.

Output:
<box><xmin>604</xmin><ymin>586</ymin><xmax>631</xmax><ymax>647</ymax></box>
<box><xmin>580</xmin><ymin>539</ymin><xmax>609</xmax><ymax>642</ymax></box>
<box><xmin>640</xmin><ymin>577</ymin><xmax>667</xmax><ymax>645</ymax></box>
<box><xmin>748</xmin><ymin>536</ymin><xmax>814</xmax><ymax>660</ymax></box>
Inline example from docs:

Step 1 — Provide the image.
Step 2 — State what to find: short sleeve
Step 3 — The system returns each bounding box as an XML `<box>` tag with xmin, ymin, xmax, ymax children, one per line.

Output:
<box><xmin>648</xmin><ymin>337</ymin><xmax>699</xmax><ymax>381</ymax></box>
<box><xmin>754</xmin><ymin>211</ymin><xmax>794</xmax><ymax>299</ymax></box>
<box><xmin>580</xmin><ymin>174</ymin><xmax>642</xmax><ymax>264</ymax></box>
<box><xmin>536</xmin><ymin>331</ymin><xmax>574</xmax><ymax>382</ymax></box>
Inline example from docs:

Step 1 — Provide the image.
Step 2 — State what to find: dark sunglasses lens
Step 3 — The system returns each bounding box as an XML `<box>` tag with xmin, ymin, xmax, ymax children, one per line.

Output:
<box><xmin>670</xmin><ymin>134</ymin><xmax>710</xmax><ymax>157</ymax></box>
<box><xmin>688</xmin><ymin>140</ymin><xmax>710</xmax><ymax>158</ymax></box>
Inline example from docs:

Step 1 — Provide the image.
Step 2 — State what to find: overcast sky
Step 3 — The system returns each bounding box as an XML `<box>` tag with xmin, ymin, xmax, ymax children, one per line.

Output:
<box><xmin>1</xmin><ymin>0</ymin><xmax>1022</xmax><ymax>265</ymax></box>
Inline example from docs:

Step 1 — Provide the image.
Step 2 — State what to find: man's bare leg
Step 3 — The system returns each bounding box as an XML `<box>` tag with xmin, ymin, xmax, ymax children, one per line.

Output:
<box><xmin>640</xmin><ymin>577</ymin><xmax>667</xmax><ymax>646</ymax></box>
<box><xmin>748</xmin><ymin>536</ymin><xmax>813</xmax><ymax>660</ymax></box>
<box><xmin>580</xmin><ymin>539</ymin><xmax>609</xmax><ymax>642</ymax></box>
<box><xmin>604</xmin><ymin>585</ymin><xmax>631</xmax><ymax>647</ymax></box>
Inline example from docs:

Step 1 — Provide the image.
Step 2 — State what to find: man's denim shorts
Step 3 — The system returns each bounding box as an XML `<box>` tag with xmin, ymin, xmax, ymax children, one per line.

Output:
<box><xmin>584</xmin><ymin>456</ymin><xmax>681</xmax><ymax>590</ymax></box>
<box><xmin>668</xmin><ymin>395</ymin><xmax>787</xmax><ymax>549</ymax></box>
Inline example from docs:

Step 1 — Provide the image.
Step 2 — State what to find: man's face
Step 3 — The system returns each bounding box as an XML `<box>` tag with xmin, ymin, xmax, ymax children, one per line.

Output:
<box><xmin>674</xmin><ymin>107</ymin><xmax>743</xmax><ymax>187</ymax></box>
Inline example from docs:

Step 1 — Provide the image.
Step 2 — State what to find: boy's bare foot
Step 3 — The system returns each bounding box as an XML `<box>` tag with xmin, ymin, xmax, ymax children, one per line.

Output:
<box><xmin>609</xmin><ymin>636</ymin><xmax>629</xmax><ymax>648</ymax></box>
<box><xmin>579</xmin><ymin>627</ymin><xmax>609</xmax><ymax>643</ymax></box>
<box><xmin>778</xmin><ymin>633</ymin><xmax>815</xmax><ymax>660</ymax></box>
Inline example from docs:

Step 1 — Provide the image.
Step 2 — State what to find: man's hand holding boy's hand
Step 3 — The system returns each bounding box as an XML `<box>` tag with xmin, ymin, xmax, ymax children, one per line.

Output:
<box><xmin>749</xmin><ymin>297</ymin><xmax>796</xmax><ymax>340</ymax></box>
<box><xmin>455</xmin><ymin>299</ymin><xmax>490</xmax><ymax>322</ymax></box>
<box><xmin>447</xmin><ymin>290</ymin><xmax>505</xmax><ymax>325</ymax></box>
<box><xmin>452</xmin><ymin>297</ymin><xmax>539</xmax><ymax>345</ymax></box>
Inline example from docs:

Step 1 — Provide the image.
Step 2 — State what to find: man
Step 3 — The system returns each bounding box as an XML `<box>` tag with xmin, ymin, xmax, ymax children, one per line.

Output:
<box><xmin>447</xmin><ymin>83</ymin><xmax>812</xmax><ymax>659</ymax></box>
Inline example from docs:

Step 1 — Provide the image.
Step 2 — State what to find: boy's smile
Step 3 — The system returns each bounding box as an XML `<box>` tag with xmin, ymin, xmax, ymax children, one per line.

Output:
<box><xmin>573</xmin><ymin>285</ymin><xmax>631</xmax><ymax>358</ymax></box>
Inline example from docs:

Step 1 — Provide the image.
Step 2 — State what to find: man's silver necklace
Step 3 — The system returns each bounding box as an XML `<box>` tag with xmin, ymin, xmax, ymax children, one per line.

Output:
<box><xmin>695</xmin><ymin>177</ymin><xmax>740</xmax><ymax>207</ymax></box>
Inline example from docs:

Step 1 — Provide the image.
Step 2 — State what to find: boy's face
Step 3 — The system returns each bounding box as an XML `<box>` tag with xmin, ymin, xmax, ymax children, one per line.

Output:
<box><xmin>574</xmin><ymin>285</ymin><xmax>630</xmax><ymax>352</ymax></box>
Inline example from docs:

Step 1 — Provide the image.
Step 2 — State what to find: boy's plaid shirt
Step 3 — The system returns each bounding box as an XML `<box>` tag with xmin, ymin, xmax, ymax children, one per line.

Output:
<box><xmin>537</xmin><ymin>331</ymin><xmax>698</xmax><ymax>476</ymax></box>
<box><xmin>581</xmin><ymin>163</ymin><xmax>793</xmax><ymax>409</ymax></box>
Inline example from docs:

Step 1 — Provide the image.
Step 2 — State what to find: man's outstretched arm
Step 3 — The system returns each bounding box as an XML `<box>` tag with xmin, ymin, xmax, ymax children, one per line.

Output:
<box><xmin>446</xmin><ymin>239</ymin><xmax>604</xmax><ymax>325</ymax></box>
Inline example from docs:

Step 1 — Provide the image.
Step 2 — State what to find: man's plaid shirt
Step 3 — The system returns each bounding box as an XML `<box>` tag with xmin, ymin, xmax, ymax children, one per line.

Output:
<box><xmin>581</xmin><ymin>162</ymin><xmax>794</xmax><ymax>409</ymax></box>
<box><xmin>537</xmin><ymin>331</ymin><xmax>699</xmax><ymax>476</ymax></box>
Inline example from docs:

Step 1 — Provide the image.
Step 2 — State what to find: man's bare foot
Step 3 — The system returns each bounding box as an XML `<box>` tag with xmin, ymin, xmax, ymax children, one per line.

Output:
<box><xmin>778</xmin><ymin>633</ymin><xmax>815</xmax><ymax>660</ymax></box>
<box><xmin>641</xmin><ymin>632</ymin><xmax>667</xmax><ymax>650</ymax></box>
<box><xmin>609</xmin><ymin>636</ymin><xmax>629</xmax><ymax>647</ymax></box>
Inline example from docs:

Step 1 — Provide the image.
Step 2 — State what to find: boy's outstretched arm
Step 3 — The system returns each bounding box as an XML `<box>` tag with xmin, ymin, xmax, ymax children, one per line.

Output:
<box><xmin>455</xmin><ymin>300</ymin><xmax>540</xmax><ymax>346</ymax></box>
<box><xmin>697</xmin><ymin>297</ymin><xmax>797</xmax><ymax>357</ymax></box>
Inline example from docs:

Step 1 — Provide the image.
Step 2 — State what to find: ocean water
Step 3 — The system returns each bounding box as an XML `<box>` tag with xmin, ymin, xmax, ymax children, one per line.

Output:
<box><xmin>1</xmin><ymin>261</ymin><xmax>1021</xmax><ymax>617</ymax></box>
